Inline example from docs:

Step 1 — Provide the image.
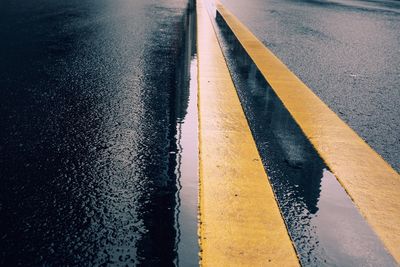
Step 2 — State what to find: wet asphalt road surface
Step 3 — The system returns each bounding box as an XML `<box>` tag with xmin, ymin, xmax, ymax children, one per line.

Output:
<box><xmin>0</xmin><ymin>0</ymin><xmax>193</xmax><ymax>265</ymax></box>
<box><xmin>220</xmin><ymin>0</ymin><xmax>400</xmax><ymax>172</ymax></box>
<box><xmin>214</xmin><ymin>14</ymin><xmax>397</xmax><ymax>265</ymax></box>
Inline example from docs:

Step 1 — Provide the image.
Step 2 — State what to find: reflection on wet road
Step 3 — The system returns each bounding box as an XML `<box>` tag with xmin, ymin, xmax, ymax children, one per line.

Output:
<box><xmin>214</xmin><ymin>14</ymin><xmax>397</xmax><ymax>266</ymax></box>
<box><xmin>220</xmin><ymin>0</ymin><xmax>400</xmax><ymax>172</ymax></box>
<box><xmin>173</xmin><ymin>2</ymin><xmax>199</xmax><ymax>266</ymax></box>
<box><xmin>0</xmin><ymin>0</ymin><xmax>197</xmax><ymax>265</ymax></box>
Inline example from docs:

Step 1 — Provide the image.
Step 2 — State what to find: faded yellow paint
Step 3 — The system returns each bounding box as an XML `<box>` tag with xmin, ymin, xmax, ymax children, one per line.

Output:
<box><xmin>216</xmin><ymin>2</ymin><xmax>400</xmax><ymax>263</ymax></box>
<box><xmin>197</xmin><ymin>0</ymin><xmax>299</xmax><ymax>266</ymax></box>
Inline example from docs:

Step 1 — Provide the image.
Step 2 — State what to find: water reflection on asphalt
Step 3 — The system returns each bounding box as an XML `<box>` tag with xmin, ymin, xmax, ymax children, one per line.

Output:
<box><xmin>0</xmin><ymin>0</ymin><xmax>197</xmax><ymax>265</ymax></box>
<box><xmin>214</xmin><ymin>13</ymin><xmax>397</xmax><ymax>267</ymax></box>
<box><xmin>172</xmin><ymin>2</ymin><xmax>199</xmax><ymax>266</ymax></box>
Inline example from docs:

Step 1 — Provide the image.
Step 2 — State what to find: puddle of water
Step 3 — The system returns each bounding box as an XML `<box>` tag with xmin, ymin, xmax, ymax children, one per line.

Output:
<box><xmin>172</xmin><ymin>1</ymin><xmax>199</xmax><ymax>266</ymax></box>
<box><xmin>213</xmin><ymin>12</ymin><xmax>397</xmax><ymax>267</ymax></box>
<box><xmin>173</xmin><ymin>55</ymin><xmax>199</xmax><ymax>267</ymax></box>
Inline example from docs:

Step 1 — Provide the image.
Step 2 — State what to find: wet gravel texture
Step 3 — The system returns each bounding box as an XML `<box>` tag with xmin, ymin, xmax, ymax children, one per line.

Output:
<box><xmin>0</xmin><ymin>0</ymin><xmax>188</xmax><ymax>265</ymax></box>
<box><xmin>221</xmin><ymin>0</ymin><xmax>400</xmax><ymax>172</ymax></box>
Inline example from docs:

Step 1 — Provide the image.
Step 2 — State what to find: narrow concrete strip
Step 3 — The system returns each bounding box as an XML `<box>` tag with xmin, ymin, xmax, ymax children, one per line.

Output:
<box><xmin>196</xmin><ymin>0</ymin><xmax>299</xmax><ymax>266</ymax></box>
<box><xmin>216</xmin><ymin>2</ymin><xmax>400</xmax><ymax>263</ymax></box>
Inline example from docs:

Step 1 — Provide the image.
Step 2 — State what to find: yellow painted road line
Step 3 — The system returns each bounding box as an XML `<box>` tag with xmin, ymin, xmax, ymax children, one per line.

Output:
<box><xmin>196</xmin><ymin>0</ymin><xmax>299</xmax><ymax>266</ymax></box>
<box><xmin>216</xmin><ymin>2</ymin><xmax>400</xmax><ymax>263</ymax></box>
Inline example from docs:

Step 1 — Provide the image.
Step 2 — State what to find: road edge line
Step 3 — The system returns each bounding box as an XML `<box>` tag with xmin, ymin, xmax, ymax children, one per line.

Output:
<box><xmin>196</xmin><ymin>0</ymin><xmax>300</xmax><ymax>265</ymax></box>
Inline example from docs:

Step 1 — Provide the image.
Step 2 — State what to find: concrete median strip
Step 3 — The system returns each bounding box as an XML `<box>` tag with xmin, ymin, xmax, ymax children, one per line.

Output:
<box><xmin>215</xmin><ymin>2</ymin><xmax>400</xmax><ymax>263</ymax></box>
<box><xmin>196</xmin><ymin>0</ymin><xmax>300</xmax><ymax>265</ymax></box>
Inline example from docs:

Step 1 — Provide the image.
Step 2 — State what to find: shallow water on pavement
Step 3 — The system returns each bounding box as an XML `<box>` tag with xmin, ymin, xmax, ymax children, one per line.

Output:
<box><xmin>214</xmin><ymin>13</ymin><xmax>397</xmax><ymax>266</ymax></box>
<box><xmin>0</xmin><ymin>0</ymin><xmax>198</xmax><ymax>265</ymax></box>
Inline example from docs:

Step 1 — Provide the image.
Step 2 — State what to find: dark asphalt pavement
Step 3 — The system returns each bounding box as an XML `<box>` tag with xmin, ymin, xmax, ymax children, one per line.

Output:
<box><xmin>0</xmin><ymin>0</ymin><xmax>194</xmax><ymax>265</ymax></box>
<box><xmin>220</xmin><ymin>0</ymin><xmax>400</xmax><ymax>172</ymax></box>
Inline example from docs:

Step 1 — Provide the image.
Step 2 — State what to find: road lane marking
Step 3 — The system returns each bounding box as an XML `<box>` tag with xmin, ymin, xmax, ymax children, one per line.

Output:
<box><xmin>216</xmin><ymin>2</ymin><xmax>400</xmax><ymax>263</ymax></box>
<box><xmin>196</xmin><ymin>0</ymin><xmax>299</xmax><ymax>265</ymax></box>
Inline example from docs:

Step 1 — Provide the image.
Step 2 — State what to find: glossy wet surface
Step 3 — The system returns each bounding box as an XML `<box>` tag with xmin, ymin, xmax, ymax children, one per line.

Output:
<box><xmin>220</xmin><ymin>0</ymin><xmax>400</xmax><ymax>172</ymax></box>
<box><xmin>0</xmin><ymin>0</ymin><xmax>198</xmax><ymax>265</ymax></box>
<box><xmin>214</xmin><ymin>13</ymin><xmax>397</xmax><ymax>266</ymax></box>
<box><xmin>173</xmin><ymin>3</ymin><xmax>199</xmax><ymax>266</ymax></box>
